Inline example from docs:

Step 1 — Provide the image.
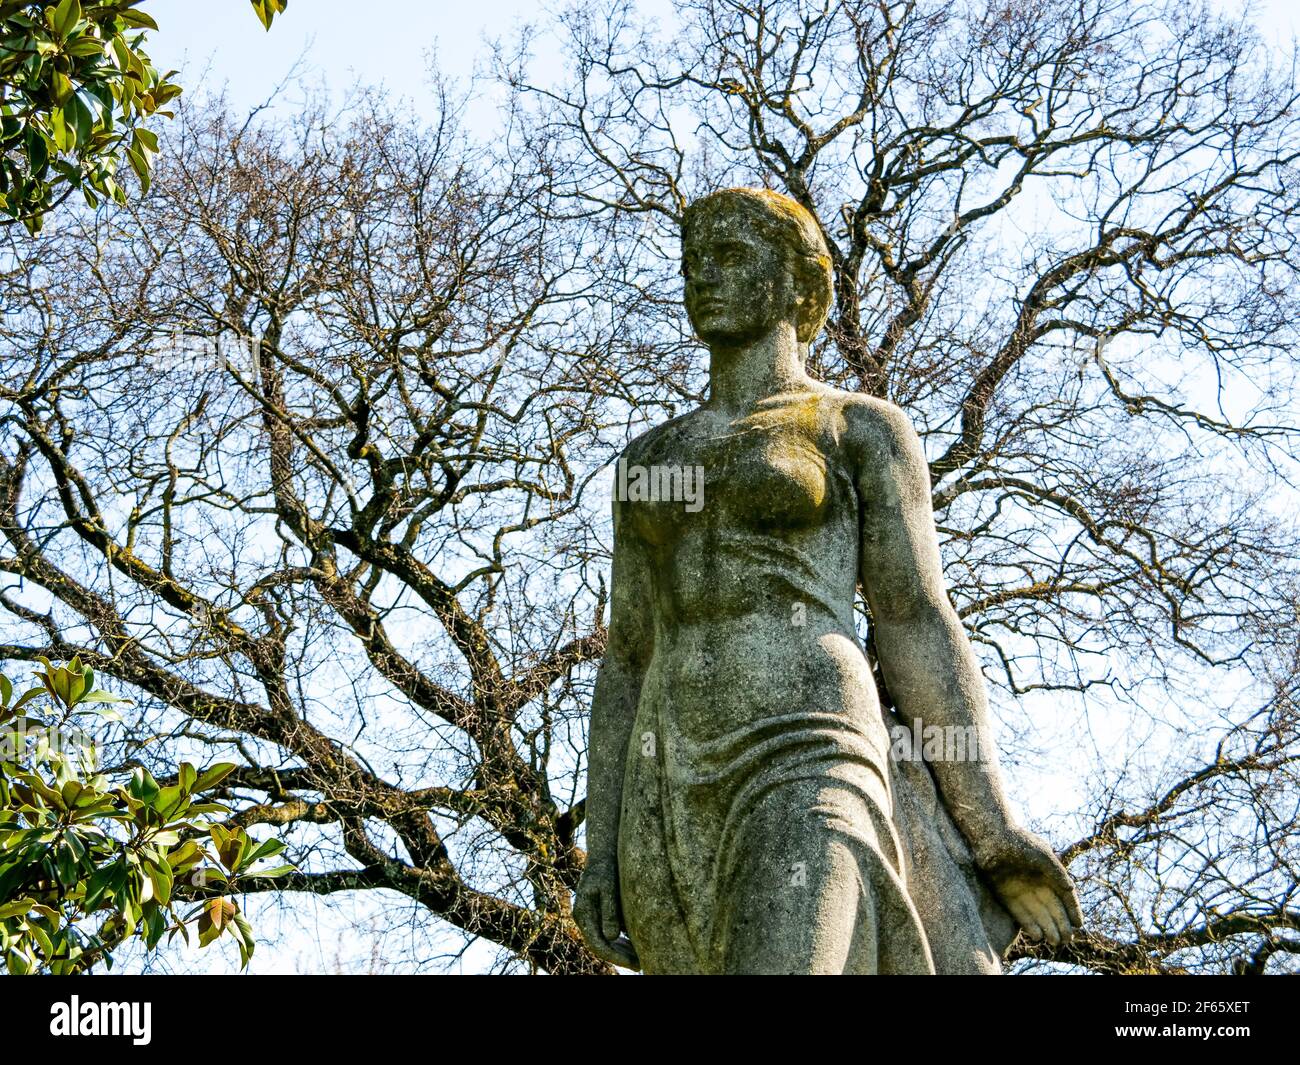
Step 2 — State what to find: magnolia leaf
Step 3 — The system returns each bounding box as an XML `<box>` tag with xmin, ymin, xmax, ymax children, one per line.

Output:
<box><xmin>51</xmin><ymin>0</ymin><xmax>81</xmax><ymax>38</ymax></box>
<box><xmin>0</xmin><ymin>898</ymin><xmax>34</xmax><ymax>919</ymax></box>
<box><xmin>249</xmin><ymin>864</ymin><xmax>296</xmax><ymax>879</ymax></box>
<box><xmin>193</xmin><ymin>763</ymin><xmax>236</xmax><ymax>792</ymax></box>
<box><xmin>245</xmin><ymin>837</ymin><xmax>286</xmax><ymax>864</ymax></box>
<box><xmin>116</xmin><ymin>8</ymin><xmax>158</xmax><ymax>30</ymax></box>
<box><xmin>12</xmin><ymin>687</ymin><xmax>45</xmax><ymax>712</ymax></box>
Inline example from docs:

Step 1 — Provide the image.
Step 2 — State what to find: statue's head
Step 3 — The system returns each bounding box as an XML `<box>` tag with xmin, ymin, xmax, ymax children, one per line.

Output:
<box><xmin>681</xmin><ymin>187</ymin><xmax>833</xmax><ymax>349</ymax></box>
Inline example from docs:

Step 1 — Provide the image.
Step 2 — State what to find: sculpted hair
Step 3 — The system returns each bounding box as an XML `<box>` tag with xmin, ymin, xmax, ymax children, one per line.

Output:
<box><xmin>682</xmin><ymin>187</ymin><xmax>835</xmax><ymax>344</ymax></box>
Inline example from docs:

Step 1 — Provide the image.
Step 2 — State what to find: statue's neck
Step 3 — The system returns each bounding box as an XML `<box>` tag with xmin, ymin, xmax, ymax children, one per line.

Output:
<box><xmin>706</xmin><ymin>323</ymin><xmax>811</xmax><ymax>414</ymax></box>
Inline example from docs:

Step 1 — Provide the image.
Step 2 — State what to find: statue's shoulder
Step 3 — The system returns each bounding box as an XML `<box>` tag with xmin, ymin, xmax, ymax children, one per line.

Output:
<box><xmin>816</xmin><ymin>391</ymin><xmax>931</xmax><ymax>520</ymax></box>
<box><xmin>819</xmin><ymin>388</ymin><xmax>921</xmax><ymax>461</ymax></box>
<box><xmin>618</xmin><ymin>409</ymin><xmax>700</xmax><ymax>464</ymax></box>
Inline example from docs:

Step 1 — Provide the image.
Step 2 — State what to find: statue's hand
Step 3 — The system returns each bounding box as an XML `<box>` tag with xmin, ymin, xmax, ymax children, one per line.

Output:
<box><xmin>976</xmin><ymin>827</ymin><xmax>1083</xmax><ymax>948</ymax></box>
<box><xmin>573</xmin><ymin>858</ymin><xmax>641</xmax><ymax>971</ymax></box>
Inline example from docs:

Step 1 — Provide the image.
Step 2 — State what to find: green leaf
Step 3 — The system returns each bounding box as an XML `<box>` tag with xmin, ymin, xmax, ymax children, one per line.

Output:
<box><xmin>28</xmin><ymin>921</ymin><xmax>55</xmax><ymax>960</ymax></box>
<box><xmin>129</xmin><ymin>766</ymin><xmax>160</xmax><ymax>805</ymax></box>
<box><xmin>1</xmin><ymin>675</ymin><xmax>12</xmax><ymax>707</ymax></box>
<box><xmin>142</xmin><ymin>903</ymin><xmax>166</xmax><ymax>949</ymax></box>
<box><xmin>232</xmin><ymin>911</ymin><xmax>255</xmax><ymax>967</ymax></box>
<box><xmin>77</xmin><ymin>689</ymin><xmax>132</xmax><ymax>704</ymax></box>
<box><xmin>249</xmin><ymin>863</ymin><xmax>295</xmax><ymax>879</ymax></box>
<box><xmin>83</xmin><ymin>864</ymin><xmax>115</xmax><ymax>909</ymax></box>
<box><xmin>66</xmin><ymin>667</ymin><xmax>87</xmax><ymax>705</ymax></box>
<box><xmin>193</xmin><ymin>763</ymin><xmax>236</xmax><ymax>792</ymax></box>
<box><xmin>246</xmin><ymin>837</ymin><xmax>286</xmax><ymax>864</ymax></box>
<box><xmin>211</xmin><ymin>825</ymin><xmax>247</xmax><ymax>872</ymax></box>
<box><xmin>109</xmin><ymin>33</ymin><xmax>130</xmax><ymax>69</ymax></box>
<box><xmin>116</xmin><ymin>9</ymin><xmax>159</xmax><ymax>30</ymax></box>
<box><xmin>250</xmin><ymin>0</ymin><xmax>289</xmax><ymax>31</ymax></box>
<box><xmin>133</xmin><ymin>126</ymin><xmax>158</xmax><ymax>154</ymax></box>
<box><xmin>67</xmin><ymin>36</ymin><xmax>104</xmax><ymax>58</ymax></box>
<box><xmin>49</xmin><ymin>108</ymin><xmax>72</xmax><ymax>152</ymax></box>
<box><xmin>59</xmin><ymin>780</ymin><xmax>85</xmax><ymax>809</ymax></box>
<box><xmin>88</xmin><ymin>703</ymin><xmax>123</xmax><ymax>724</ymax></box>
<box><xmin>153</xmin><ymin>83</ymin><xmax>182</xmax><ymax>106</ymax></box>
<box><xmin>152</xmin><ymin>784</ymin><xmax>184</xmax><ymax>818</ymax></box>
<box><xmin>12</xmin><ymin>688</ymin><xmax>44</xmax><ymax>712</ymax></box>
<box><xmin>144</xmin><ymin>859</ymin><xmax>173</xmax><ymax>907</ymax></box>
<box><xmin>66</xmin><ymin>92</ymin><xmax>94</xmax><ymax>150</ymax></box>
<box><xmin>55</xmin><ymin>838</ymin><xmax>79</xmax><ymax>886</ymax></box>
<box><xmin>0</xmin><ymin>898</ymin><xmax>34</xmax><ymax>919</ymax></box>
<box><xmin>25</xmin><ymin>126</ymin><xmax>49</xmax><ymax>177</ymax></box>
<box><xmin>52</xmin><ymin>0</ymin><xmax>82</xmax><ymax>38</ymax></box>
<box><xmin>52</xmin><ymin>71</ymin><xmax>74</xmax><ymax>104</ymax></box>
<box><xmin>165</xmin><ymin>839</ymin><xmax>203</xmax><ymax>873</ymax></box>
<box><xmin>126</xmin><ymin>146</ymin><xmax>149</xmax><ymax>192</ymax></box>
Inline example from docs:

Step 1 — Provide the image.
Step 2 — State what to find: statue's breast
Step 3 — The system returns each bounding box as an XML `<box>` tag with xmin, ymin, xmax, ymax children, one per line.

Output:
<box><xmin>624</xmin><ymin>414</ymin><xmax>838</xmax><ymax>547</ymax></box>
<box><xmin>710</xmin><ymin>427</ymin><xmax>832</xmax><ymax>533</ymax></box>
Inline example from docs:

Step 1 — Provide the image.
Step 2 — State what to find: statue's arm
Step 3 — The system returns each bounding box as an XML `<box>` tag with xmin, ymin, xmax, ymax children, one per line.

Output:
<box><xmin>585</xmin><ymin>494</ymin><xmax>653</xmax><ymax>867</ymax></box>
<box><xmin>851</xmin><ymin>399</ymin><xmax>1017</xmax><ymax>848</ymax></box>
<box><xmin>574</xmin><ymin>488</ymin><xmax>652</xmax><ymax>968</ymax></box>
<box><xmin>850</xmin><ymin>399</ymin><xmax>1082</xmax><ymax>945</ymax></box>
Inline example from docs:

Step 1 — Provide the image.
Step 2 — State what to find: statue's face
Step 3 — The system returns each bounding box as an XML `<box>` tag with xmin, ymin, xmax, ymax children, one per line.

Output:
<box><xmin>682</xmin><ymin>207</ymin><xmax>795</xmax><ymax>346</ymax></box>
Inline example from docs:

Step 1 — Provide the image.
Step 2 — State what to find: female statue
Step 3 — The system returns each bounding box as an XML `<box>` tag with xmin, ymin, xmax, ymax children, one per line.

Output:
<box><xmin>574</xmin><ymin>188</ymin><xmax>1081</xmax><ymax>974</ymax></box>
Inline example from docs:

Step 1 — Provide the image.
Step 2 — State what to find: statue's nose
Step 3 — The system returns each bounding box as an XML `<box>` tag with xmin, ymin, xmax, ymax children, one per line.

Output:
<box><xmin>691</xmin><ymin>260</ymin><xmax>722</xmax><ymax>287</ymax></box>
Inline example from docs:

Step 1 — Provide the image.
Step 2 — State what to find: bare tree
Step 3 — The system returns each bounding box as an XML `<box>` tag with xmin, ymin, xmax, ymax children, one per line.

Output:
<box><xmin>0</xmin><ymin>80</ymin><xmax>660</xmax><ymax>973</ymax></box>
<box><xmin>2</xmin><ymin>0</ymin><xmax>1299</xmax><ymax>975</ymax></box>
<box><xmin>499</xmin><ymin>0</ymin><xmax>1300</xmax><ymax>972</ymax></box>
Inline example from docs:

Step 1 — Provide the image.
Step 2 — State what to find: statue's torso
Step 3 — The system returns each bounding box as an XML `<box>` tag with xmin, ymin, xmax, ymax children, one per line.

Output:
<box><xmin>613</xmin><ymin>386</ymin><xmax>1011</xmax><ymax>975</ymax></box>
<box><xmin>619</xmin><ymin>387</ymin><xmax>883</xmax><ymax>748</ymax></box>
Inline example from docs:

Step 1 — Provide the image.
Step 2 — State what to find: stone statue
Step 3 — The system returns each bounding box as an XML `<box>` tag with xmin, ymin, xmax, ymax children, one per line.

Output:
<box><xmin>574</xmin><ymin>187</ymin><xmax>1082</xmax><ymax>974</ymax></box>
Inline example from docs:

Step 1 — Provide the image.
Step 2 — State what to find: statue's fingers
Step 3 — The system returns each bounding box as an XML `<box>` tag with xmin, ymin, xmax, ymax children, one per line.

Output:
<box><xmin>600</xmin><ymin>886</ymin><xmax>621</xmax><ymax>942</ymax></box>
<box><xmin>1044</xmin><ymin>853</ymin><xmax>1076</xmax><ymax>893</ymax></box>
<box><xmin>1036</xmin><ymin>852</ymin><xmax>1084</xmax><ymax>929</ymax></box>
<box><xmin>1018</xmin><ymin>890</ymin><xmax>1060</xmax><ymax>945</ymax></box>
<box><xmin>1019</xmin><ymin>916</ymin><xmax>1046</xmax><ymax>942</ymax></box>
<box><xmin>1042</xmin><ymin>880</ymin><xmax>1083</xmax><ymax>939</ymax></box>
<box><xmin>573</xmin><ymin>896</ymin><xmax>599</xmax><ymax>945</ymax></box>
<box><xmin>1033</xmin><ymin>888</ymin><xmax>1068</xmax><ymax>947</ymax></box>
<box><xmin>1006</xmin><ymin>894</ymin><xmax>1046</xmax><ymax>941</ymax></box>
<box><xmin>1043</xmin><ymin>892</ymin><xmax>1076</xmax><ymax>944</ymax></box>
<box><xmin>1063</xmin><ymin>884</ymin><xmax>1084</xmax><ymax>928</ymax></box>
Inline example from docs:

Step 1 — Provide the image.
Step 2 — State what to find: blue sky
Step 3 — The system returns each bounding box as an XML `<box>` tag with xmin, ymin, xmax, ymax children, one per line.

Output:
<box><xmin>146</xmin><ymin>0</ymin><xmax>1297</xmax><ymax>109</ymax></box>
<box><xmin>147</xmin><ymin>0</ymin><xmax>677</xmax><ymax>114</ymax></box>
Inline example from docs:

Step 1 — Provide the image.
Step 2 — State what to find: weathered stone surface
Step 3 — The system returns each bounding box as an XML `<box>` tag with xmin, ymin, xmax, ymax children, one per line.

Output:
<box><xmin>574</xmin><ymin>188</ymin><xmax>1081</xmax><ymax>974</ymax></box>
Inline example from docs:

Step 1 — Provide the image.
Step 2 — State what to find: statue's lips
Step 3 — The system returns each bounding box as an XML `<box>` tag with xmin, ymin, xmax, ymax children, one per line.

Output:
<box><xmin>693</xmin><ymin>300</ymin><xmax>728</xmax><ymax>315</ymax></box>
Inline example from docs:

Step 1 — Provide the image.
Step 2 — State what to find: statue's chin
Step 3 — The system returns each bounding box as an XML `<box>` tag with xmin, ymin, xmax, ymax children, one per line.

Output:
<box><xmin>692</xmin><ymin>320</ymin><xmax>782</xmax><ymax>349</ymax></box>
